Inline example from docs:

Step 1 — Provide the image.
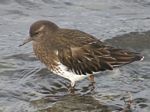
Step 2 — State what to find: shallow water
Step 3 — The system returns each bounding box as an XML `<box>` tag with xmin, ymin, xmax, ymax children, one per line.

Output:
<box><xmin>0</xmin><ymin>0</ymin><xmax>150</xmax><ymax>112</ymax></box>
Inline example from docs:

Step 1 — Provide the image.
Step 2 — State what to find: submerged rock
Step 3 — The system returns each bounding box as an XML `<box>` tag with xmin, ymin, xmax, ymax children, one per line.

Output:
<box><xmin>34</xmin><ymin>95</ymin><xmax>121</xmax><ymax>112</ymax></box>
<box><xmin>51</xmin><ymin>95</ymin><xmax>122</xmax><ymax>112</ymax></box>
<box><xmin>105</xmin><ymin>31</ymin><xmax>150</xmax><ymax>51</ymax></box>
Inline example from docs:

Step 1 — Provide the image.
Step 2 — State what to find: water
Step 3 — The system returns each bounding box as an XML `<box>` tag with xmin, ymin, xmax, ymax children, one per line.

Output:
<box><xmin>0</xmin><ymin>0</ymin><xmax>150</xmax><ymax>112</ymax></box>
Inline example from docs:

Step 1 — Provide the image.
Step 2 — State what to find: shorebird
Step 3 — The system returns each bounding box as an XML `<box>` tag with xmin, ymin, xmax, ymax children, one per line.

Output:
<box><xmin>20</xmin><ymin>20</ymin><xmax>144</xmax><ymax>94</ymax></box>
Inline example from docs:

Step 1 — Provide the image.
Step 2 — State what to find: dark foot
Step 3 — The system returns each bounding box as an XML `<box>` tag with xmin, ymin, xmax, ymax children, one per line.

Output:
<box><xmin>68</xmin><ymin>84</ymin><xmax>75</xmax><ymax>95</ymax></box>
<box><xmin>80</xmin><ymin>82</ymin><xmax>96</xmax><ymax>95</ymax></box>
<box><xmin>68</xmin><ymin>87</ymin><xmax>75</xmax><ymax>95</ymax></box>
<box><xmin>89</xmin><ymin>81</ymin><xmax>95</xmax><ymax>92</ymax></box>
<box><xmin>88</xmin><ymin>75</ymin><xmax>95</xmax><ymax>93</ymax></box>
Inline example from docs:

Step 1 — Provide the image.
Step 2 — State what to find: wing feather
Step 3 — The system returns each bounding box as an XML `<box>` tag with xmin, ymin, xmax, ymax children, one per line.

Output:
<box><xmin>57</xmin><ymin>30</ymin><xmax>143</xmax><ymax>75</ymax></box>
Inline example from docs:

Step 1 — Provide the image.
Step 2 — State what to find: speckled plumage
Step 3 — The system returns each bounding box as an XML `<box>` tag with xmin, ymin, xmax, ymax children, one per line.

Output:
<box><xmin>21</xmin><ymin>20</ymin><xmax>144</xmax><ymax>93</ymax></box>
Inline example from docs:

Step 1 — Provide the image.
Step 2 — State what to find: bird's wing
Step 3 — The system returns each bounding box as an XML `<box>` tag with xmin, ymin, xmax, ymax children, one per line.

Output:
<box><xmin>56</xmin><ymin>29</ymin><xmax>143</xmax><ymax>75</ymax></box>
<box><xmin>58</xmin><ymin>40</ymin><xmax>143</xmax><ymax>75</ymax></box>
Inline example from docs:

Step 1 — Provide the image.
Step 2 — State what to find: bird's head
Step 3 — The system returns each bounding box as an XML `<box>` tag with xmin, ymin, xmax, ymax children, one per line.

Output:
<box><xmin>19</xmin><ymin>20</ymin><xmax>59</xmax><ymax>46</ymax></box>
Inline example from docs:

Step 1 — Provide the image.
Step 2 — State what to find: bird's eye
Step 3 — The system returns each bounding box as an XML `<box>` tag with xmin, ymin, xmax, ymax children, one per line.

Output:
<box><xmin>34</xmin><ymin>32</ymin><xmax>39</xmax><ymax>35</ymax></box>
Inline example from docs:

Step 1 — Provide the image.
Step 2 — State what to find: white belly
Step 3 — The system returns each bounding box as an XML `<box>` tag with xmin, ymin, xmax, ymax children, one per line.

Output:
<box><xmin>51</xmin><ymin>62</ymin><xmax>90</xmax><ymax>86</ymax></box>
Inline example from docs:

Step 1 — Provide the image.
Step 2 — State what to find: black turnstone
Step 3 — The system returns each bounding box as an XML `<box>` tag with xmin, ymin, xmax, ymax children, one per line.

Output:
<box><xmin>20</xmin><ymin>20</ymin><xmax>144</xmax><ymax>94</ymax></box>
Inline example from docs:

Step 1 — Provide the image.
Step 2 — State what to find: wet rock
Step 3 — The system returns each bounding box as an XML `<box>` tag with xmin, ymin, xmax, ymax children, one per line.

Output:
<box><xmin>105</xmin><ymin>31</ymin><xmax>150</xmax><ymax>51</ymax></box>
<box><xmin>34</xmin><ymin>95</ymin><xmax>121</xmax><ymax>112</ymax></box>
<box><xmin>51</xmin><ymin>95</ymin><xmax>109</xmax><ymax>112</ymax></box>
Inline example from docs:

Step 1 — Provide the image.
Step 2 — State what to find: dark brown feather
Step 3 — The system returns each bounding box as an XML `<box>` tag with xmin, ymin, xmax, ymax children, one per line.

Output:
<box><xmin>29</xmin><ymin>20</ymin><xmax>143</xmax><ymax>75</ymax></box>
<box><xmin>58</xmin><ymin>40</ymin><xmax>143</xmax><ymax>75</ymax></box>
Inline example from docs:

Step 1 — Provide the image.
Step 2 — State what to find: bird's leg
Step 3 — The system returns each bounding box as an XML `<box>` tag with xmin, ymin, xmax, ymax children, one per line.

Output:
<box><xmin>68</xmin><ymin>81</ymin><xmax>75</xmax><ymax>95</ymax></box>
<box><xmin>88</xmin><ymin>74</ymin><xmax>95</xmax><ymax>92</ymax></box>
<box><xmin>88</xmin><ymin>74</ymin><xmax>95</xmax><ymax>83</ymax></box>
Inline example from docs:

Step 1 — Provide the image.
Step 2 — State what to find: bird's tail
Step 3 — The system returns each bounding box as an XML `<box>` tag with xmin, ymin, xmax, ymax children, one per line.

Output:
<box><xmin>109</xmin><ymin>49</ymin><xmax>144</xmax><ymax>67</ymax></box>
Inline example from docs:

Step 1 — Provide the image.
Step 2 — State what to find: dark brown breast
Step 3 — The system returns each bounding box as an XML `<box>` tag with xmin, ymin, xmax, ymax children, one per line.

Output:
<box><xmin>32</xmin><ymin>42</ymin><xmax>58</xmax><ymax>70</ymax></box>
